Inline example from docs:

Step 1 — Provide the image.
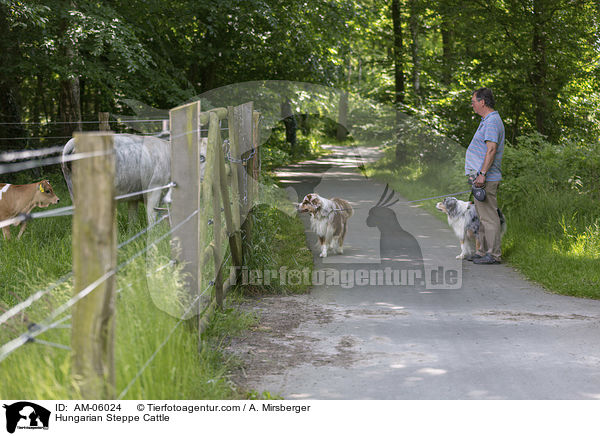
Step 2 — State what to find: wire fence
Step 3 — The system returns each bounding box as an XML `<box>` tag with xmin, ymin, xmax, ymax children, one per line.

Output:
<box><xmin>0</xmin><ymin>145</ymin><xmax>65</xmax><ymax>162</ymax></box>
<box><xmin>0</xmin><ymin>207</ymin><xmax>197</xmax><ymax>364</ymax></box>
<box><xmin>0</xmin><ymin>119</ymin><xmax>168</xmax><ymax>126</ymax></box>
<box><xmin>0</xmin><ymin>149</ymin><xmax>112</xmax><ymax>176</ymax></box>
<box><xmin>0</xmin><ymin>103</ymin><xmax>261</xmax><ymax>399</ymax></box>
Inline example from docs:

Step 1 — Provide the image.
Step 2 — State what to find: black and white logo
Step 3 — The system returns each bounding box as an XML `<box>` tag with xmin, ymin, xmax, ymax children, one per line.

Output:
<box><xmin>2</xmin><ymin>402</ymin><xmax>50</xmax><ymax>434</ymax></box>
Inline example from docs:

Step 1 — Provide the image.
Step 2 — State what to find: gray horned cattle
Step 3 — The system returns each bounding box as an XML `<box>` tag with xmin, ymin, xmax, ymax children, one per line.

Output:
<box><xmin>62</xmin><ymin>134</ymin><xmax>171</xmax><ymax>224</ymax></box>
<box><xmin>0</xmin><ymin>180</ymin><xmax>60</xmax><ymax>239</ymax></box>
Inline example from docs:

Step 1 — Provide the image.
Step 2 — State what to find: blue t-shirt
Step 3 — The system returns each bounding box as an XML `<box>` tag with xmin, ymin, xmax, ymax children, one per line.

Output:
<box><xmin>465</xmin><ymin>111</ymin><xmax>505</xmax><ymax>181</ymax></box>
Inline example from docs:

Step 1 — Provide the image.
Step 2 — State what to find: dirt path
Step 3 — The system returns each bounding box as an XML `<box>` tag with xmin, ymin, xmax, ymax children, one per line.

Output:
<box><xmin>226</xmin><ymin>144</ymin><xmax>600</xmax><ymax>400</ymax></box>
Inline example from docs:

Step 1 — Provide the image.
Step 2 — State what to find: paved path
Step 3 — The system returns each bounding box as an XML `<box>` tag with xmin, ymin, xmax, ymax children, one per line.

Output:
<box><xmin>234</xmin><ymin>144</ymin><xmax>600</xmax><ymax>400</ymax></box>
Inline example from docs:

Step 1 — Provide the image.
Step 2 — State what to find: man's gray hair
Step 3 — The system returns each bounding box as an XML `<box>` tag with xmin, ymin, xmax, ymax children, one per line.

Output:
<box><xmin>473</xmin><ymin>87</ymin><xmax>495</xmax><ymax>109</ymax></box>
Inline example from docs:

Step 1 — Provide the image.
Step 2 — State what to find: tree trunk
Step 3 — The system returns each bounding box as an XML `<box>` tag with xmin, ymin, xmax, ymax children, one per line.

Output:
<box><xmin>0</xmin><ymin>5</ymin><xmax>26</xmax><ymax>152</ymax></box>
<box><xmin>392</xmin><ymin>0</ymin><xmax>406</xmax><ymax>162</ymax></box>
<box><xmin>337</xmin><ymin>91</ymin><xmax>349</xmax><ymax>141</ymax></box>
<box><xmin>530</xmin><ymin>0</ymin><xmax>551</xmax><ymax>138</ymax></box>
<box><xmin>59</xmin><ymin>2</ymin><xmax>82</xmax><ymax>137</ymax></box>
<box><xmin>391</xmin><ymin>0</ymin><xmax>405</xmax><ymax>107</ymax></box>
<box><xmin>60</xmin><ymin>73</ymin><xmax>82</xmax><ymax>137</ymax></box>
<box><xmin>409</xmin><ymin>0</ymin><xmax>421</xmax><ymax>100</ymax></box>
<box><xmin>440</xmin><ymin>16</ymin><xmax>454</xmax><ymax>86</ymax></box>
<box><xmin>280</xmin><ymin>98</ymin><xmax>297</xmax><ymax>147</ymax></box>
<box><xmin>337</xmin><ymin>57</ymin><xmax>352</xmax><ymax>141</ymax></box>
<box><xmin>200</xmin><ymin>63</ymin><xmax>217</xmax><ymax>93</ymax></box>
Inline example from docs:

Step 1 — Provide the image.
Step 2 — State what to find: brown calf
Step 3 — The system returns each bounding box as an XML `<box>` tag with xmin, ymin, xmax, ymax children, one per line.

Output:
<box><xmin>0</xmin><ymin>180</ymin><xmax>60</xmax><ymax>240</ymax></box>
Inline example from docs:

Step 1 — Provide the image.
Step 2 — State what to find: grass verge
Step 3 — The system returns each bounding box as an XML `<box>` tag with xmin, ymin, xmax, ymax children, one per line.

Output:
<box><xmin>0</xmin><ymin>205</ymin><xmax>254</xmax><ymax>399</ymax></box>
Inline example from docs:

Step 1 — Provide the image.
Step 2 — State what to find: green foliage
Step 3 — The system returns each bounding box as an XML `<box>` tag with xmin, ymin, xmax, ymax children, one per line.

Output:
<box><xmin>502</xmin><ymin>133</ymin><xmax>600</xmax><ymax>212</ymax></box>
<box><xmin>2</xmin><ymin>0</ymin><xmax>599</xmax><ymax>155</ymax></box>
<box><xmin>261</xmin><ymin>118</ymin><xmax>330</xmax><ymax>172</ymax></box>
<box><xmin>239</xmin><ymin>199</ymin><xmax>313</xmax><ymax>296</ymax></box>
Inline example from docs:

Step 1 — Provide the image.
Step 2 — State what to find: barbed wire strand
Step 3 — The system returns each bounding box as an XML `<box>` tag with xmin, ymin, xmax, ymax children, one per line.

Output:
<box><xmin>0</xmin><ymin>135</ymin><xmax>72</xmax><ymax>141</ymax></box>
<box><xmin>0</xmin><ymin>119</ymin><xmax>168</xmax><ymax>126</ymax></box>
<box><xmin>115</xmin><ymin>182</ymin><xmax>175</xmax><ymax>201</ymax></box>
<box><xmin>31</xmin><ymin>206</ymin><xmax>75</xmax><ymax>219</ymax></box>
<box><xmin>0</xmin><ymin>146</ymin><xmax>65</xmax><ymax>162</ymax></box>
<box><xmin>117</xmin><ymin>214</ymin><xmax>169</xmax><ymax>250</ymax></box>
<box><xmin>0</xmin><ymin>207</ymin><xmax>198</xmax><ymax>362</ymax></box>
<box><xmin>0</xmin><ymin>311</ymin><xmax>81</xmax><ymax>363</ymax></box>
<box><xmin>0</xmin><ymin>149</ymin><xmax>111</xmax><ymax>176</ymax></box>
<box><xmin>31</xmin><ymin>338</ymin><xmax>71</xmax><ymax>351</ymax></box>
<box><xmin>0</xmin><ymin>205</ymin><xmax>73</xmax><ymax>230</ymax></box>
<box><xmin>0</xmin><ymin>273</ymin><xmax>73</xmax><ymax>326</ymax></box>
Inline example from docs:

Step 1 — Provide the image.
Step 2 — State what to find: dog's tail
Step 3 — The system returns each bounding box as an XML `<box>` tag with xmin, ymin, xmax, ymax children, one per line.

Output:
<box><xmin>497</xmin><ymin>208</ymin><xmax>507</xmax><ymax>236</ymax></box>
<box><xmin>346</xmin><ymin>203</ymin><xmax>354</xmax><ymax>218</ymax></box>
<box><xmin>343</xmin><ymin>202</ymin><xmax>354</xmax><ymax>218</ymax></box>
<box><xmin>333</xmin><ymin>198</ymin><xmax>353</xmax><ymax>218</ymax></box>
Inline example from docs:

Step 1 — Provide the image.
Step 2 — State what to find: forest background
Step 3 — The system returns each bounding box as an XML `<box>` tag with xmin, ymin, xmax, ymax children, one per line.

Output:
<box><xmin>1</xmin><ymin>0</ymin><xmax>600</xmax><ymax>296</ymax></box>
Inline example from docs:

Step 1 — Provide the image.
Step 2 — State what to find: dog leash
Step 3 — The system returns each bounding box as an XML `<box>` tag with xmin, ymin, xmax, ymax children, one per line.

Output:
<box><xmin>329</xmin><ymin>189</ymin><xmax>472</xmax><ymax>212</ymax></box>
<box><xmin>394</xmin><ymin>189</ymin><xmax>472</xmax><ymax>205</ymax></box>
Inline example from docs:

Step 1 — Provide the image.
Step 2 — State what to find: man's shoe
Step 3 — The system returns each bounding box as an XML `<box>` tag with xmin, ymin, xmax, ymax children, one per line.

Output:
<box><xmin>473</xmin><ymin>254</ymin><xmax>501</xmax><ymax>264</ymax></box>
<box><xmin>466</xmin><ymin>254</ymin><xmax>483</xmax><ymax>262</ymax></box>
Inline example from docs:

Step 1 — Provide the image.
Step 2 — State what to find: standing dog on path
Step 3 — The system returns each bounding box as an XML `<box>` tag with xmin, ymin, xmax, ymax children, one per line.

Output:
<box><xmin>435</xmin><ymin>196</ymin><xmax>506</xmax><ymax>260</ymax></box>
<box><xmin>297</xmin><ymin>193</ymin><xmax>353</xmax><ymax>257</ymax></box>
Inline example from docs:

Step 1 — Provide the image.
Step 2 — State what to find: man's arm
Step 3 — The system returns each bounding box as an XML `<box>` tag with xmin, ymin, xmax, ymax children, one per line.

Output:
<box><xmin>474</xmin><ymin>141</ymin><xmax>497</xmax><ymax>187</ymax></box>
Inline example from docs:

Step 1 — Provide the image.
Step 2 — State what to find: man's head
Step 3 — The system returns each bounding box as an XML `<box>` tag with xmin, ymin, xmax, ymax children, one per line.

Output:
<box><xmin>471</xmin><ymin>88</ymin><xmax>495</xmax><ymax>116</ymax></box>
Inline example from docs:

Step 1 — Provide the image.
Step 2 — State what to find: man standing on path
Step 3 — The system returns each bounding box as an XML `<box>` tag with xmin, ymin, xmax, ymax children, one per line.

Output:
<box><xmin>465</xmin><ymin>87</ymin><xmax>505</xmax><ymax>265</ymax></box>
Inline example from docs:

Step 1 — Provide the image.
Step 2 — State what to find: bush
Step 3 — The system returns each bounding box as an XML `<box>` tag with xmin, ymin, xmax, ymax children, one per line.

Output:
<box><xmin>502</xmin><ymin>132</ymin><xmax>600</xmax><ymax>212</ymax></box>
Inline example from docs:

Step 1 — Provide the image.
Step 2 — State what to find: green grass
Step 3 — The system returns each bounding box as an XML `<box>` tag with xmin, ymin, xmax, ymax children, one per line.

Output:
<box><xmin>365</xmin><ymin>145</ymin><xmax>600</xmax><ymax>299</ymax></box>
<box><xmin>0</xmin><ymin>193</ymin><xmax>255</xmax><ymax>399</ymax></box>
<box><xmin>233</xmin><ymin>173</ymin><xmax>314</xmax><ymax>296</ymax></box>
<box><xmin>0</xmin><ymin>251</ymin><xmax>256</xmax><ymax>399</ymax></box>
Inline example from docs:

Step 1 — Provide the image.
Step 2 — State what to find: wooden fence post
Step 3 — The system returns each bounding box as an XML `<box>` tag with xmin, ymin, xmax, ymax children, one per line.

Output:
<box><xmin>251</xmin><ymin>110</ymin><xmax>261</xmax><ymax>203</ymax></box>
<box><xmin>169</xmin><ymin>101</ymin><xmax>201</xmax><ymax>304</ymax></box>
<box><xmin>71</xmin><ymin>132</ymin><xmax>117</xmax><ymax>399</ymax></box>
<box><xmin>208</xmin><ymin>112</ymin><xmax>224</xmax><ymax>309</ymax></box>
<box><xmin>98</xmin><ymin>112</ymin><xmax>110</xmax><ymax>131</ymax></box>
<box><xmin>234</xmin><ymin>103</ymin><xmax>255</xmax><ymax>245</ymax></box>
<box><xmin>226</xmin><ymin>106</ymin><xmax>243</xmax><ymax>279</ymax></box>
